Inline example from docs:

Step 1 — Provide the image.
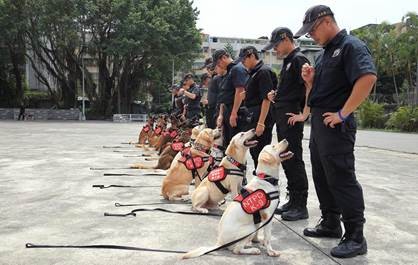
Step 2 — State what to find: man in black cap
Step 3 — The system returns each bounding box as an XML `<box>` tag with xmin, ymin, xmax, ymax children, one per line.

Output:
<box><xmin>295</xmin><ymin>5</ymin><xmax>377</xmax><ymax>258</ymax></box>
<box><xmin>240</xmin><ymin>46</ymin><xmax>276</xmax><ymax>170</ymax></box>
<box><xmin>212</xmin><ymin>49</ymin><xmax>249</xmax><ymax>143</ymax></box>
<box><xmin>180</xmin><ymin>73</ymin><xmax>202</xmax><ymax>120</ymax></box>
<box><xmin>264</xmin><ymin>27</ymin><xmax>311</xmax><ymax>221</ymax></box>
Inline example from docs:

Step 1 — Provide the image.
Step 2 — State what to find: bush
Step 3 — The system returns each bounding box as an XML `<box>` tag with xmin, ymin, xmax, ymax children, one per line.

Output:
<box><xmin>385</xmin><ymin>106</ymin><xmax>418</xmax><ymax>132</ymax></box>
<box><xmin>358</xmin><ymin>100</ymin><xmax>386</xmax><ymax>128</ymax></box>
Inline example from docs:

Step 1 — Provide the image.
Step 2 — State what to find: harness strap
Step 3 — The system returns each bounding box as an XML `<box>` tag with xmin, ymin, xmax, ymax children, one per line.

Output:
<box><xmin>104</xmin><ymin>207</ymin><xmax>222</xmax><ymax>217</ymax></box>
<box><xmin>226</xmin><ymin>156</ymin><xmax>247</xmax><ymax>172</ymax></box>
<box><xmin>211</xmin><ymin>167</ymin><xmax>245</xmax><ymax>194</ymax></box>
<box><xmin>257</xmin><ymin>173</ymin><xmax>279</xmax><ymax>186</ymax></box>
<box><xmin>92</xmin><ymin>185</ymin><xmax>160</xmax><ymax>189</ymax></box>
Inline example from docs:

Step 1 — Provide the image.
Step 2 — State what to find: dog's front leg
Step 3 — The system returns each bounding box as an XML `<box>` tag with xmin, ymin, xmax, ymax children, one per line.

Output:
<box><xmin>263</xmin><ymin>222</ymin><xmax>280</xmax><ymax>257</ymax></box>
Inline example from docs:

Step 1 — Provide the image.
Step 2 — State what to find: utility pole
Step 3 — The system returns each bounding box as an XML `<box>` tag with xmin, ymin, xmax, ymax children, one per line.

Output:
<box><xmin>81</xmin><ymin>55</ymin><xmax>86</xmax><ymax>120</ymax></box>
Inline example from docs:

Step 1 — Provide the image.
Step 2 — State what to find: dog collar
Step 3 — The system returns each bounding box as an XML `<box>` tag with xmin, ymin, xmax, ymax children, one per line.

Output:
<box><xmin>257</xmin><ymin>173</ymin><xmax>279</xmax><ymax>186</ymax></box>
<box><xmin>226</xmin><ymin>156</ymin><xmax>246</xmax><ymax>172</ymax></box>
<box><xmin>193</xmin><ymin>142</ymin><xmax>211</xmax><ymax>154</ymax></box>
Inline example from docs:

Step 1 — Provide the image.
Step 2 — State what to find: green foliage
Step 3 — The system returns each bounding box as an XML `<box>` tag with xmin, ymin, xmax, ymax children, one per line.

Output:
<box><xmin>224</xmin><ymin>43</ymin><xmax>235</xmax><ymax>59</ymax></box>
<box><xmin>358</xmin><ymin>100</ymin><xmax>387</xmax><ymax>128</ymax></box>
<box><xmin>385</xmin><ymin>106</ymin><xmax>418</xmax><ymax>132</ymax></box>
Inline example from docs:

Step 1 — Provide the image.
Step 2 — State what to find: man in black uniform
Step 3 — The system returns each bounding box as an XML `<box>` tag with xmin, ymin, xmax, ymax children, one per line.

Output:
<box><xmin>263</xmin><ymin>27</ymin><xmax>310</xmax><ymax>221</ymax></box>
<box><xmin>212</xmin><ymin>49</ymin><xmax>249</xmax><ymax>143</ymax></box>
<box><xmin>240</xmin><ymin>46</ymin><xmax>276</xmax><ymax>170</ymax></box>
<box><xmin>295</xmin><ymin>5</ymin><xmax>377</xmax><ymax>258</ymax></box>
<box><xmin>180</xmin><ymin>73</ymin><xmax>202</xmax><ymax>120</ymax></box>
<box><xmin>206</xmin><ymin>66</ymin><xmax>224</xmax><ymax>129</ymax></box>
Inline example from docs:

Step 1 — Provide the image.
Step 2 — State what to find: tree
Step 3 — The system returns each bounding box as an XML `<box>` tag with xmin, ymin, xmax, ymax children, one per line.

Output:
<box><xmin>224</xmin><ymin>42</ymin><xmax>235</xmax><ymax>59</ymax></box>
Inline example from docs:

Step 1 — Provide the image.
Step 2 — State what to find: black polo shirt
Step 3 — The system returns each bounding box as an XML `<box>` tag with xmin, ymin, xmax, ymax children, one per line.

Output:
<box><xmin>185</xmin><ymin>83</ymin><xmax>202</xmax><ymax>111</ymax></box>
<box><xmin>207</xmin><ymin>74</ymin><xmax>221</xmax><ymax>108</ymax></box>
<box><xmin>275</xmin><ymin>47</ymin><xmax>309</xmax><ymax>109</ymax></box>
<box><xmin>245</xmin><ymin>60</ymin><xmax>278</xmax><ymax>107</ymax></box>
<box><xmin>308</xmin><ymin>29</ymin><xmax>377</xmax><ymax>109</ymax></box>
<box><xmin>218</xmin><ymin>62</ymin><xmax>249</xmax><ymax>106</ymax></box>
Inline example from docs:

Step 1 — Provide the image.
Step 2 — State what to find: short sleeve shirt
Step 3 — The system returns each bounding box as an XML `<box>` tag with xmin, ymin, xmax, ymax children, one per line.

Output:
<box><xmin>218</xmin><ymin>62</ymin><xmax>249</xmax><ymax>105</ymax></box>
<box><xmin>308</xmin><ymin>29</ymin><xmax>377</xmax><ymax>109</ymax></box>
<box><xmin>185</xmin><ymin>83</ymin><xmax>202</xmax><ymax>111</ymax></box>
<box><xmin>276</xmin><ymin>47</ymin><xmax>310</xmax><ymax>108</ymax></box>
<box><xmin>208</xmin><ymin>75</ymin><xmax>221</xmax><ymax>107</ymax></box>
<box><xmin>245</xmin><ymin>60</ymin><xmax>278</xmax><ymax>107</ymax></box>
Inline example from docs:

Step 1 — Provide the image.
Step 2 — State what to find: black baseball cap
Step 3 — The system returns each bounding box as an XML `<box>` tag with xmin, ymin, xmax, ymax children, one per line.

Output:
<box><xmin>182</xmin><ymin>73</ymin><xmax>194</xmax><ymax>83</ymax></box>
<box><xmin>294</xmin><ymin>5</ymin><xmax>334</xmax><ymax>38</ymax></box>
<box><xmin>201</xmin><ymin>57</ymin><xmax>213</xmax><ymax>70</ymax></box>
<box><xmin>262</xmin><ymin>27</ymin><xmax>293</xmax><ymax>51</ymax></box>
<box><xmin>212</xmin><ymin>49</ymin><xmax>228</xmax><ymax>65</ymax></box>
<box><xmin>237</xmin><ymin>46</ymin><xmax>258</xmax><ymax>62</ymax></box>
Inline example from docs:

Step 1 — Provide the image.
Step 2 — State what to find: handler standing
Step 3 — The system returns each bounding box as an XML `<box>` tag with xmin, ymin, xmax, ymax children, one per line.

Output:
<box><xmin>295</xmin><ymin>5</ymin><xmax>377</xmax><ymax>258</ymax></box>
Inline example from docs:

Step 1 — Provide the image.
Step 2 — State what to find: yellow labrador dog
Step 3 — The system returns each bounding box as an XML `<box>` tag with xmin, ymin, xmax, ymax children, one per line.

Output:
<box><xmin>191</xmin><ymin>129</ymin><xmax>258</xmax><ymax>213</ymax></box>
<box><xmin>161</xmin><ymin>128</ymin><xmax>214</xmax><ymax>201</ymax></box>
<box><xmin>182</xmin><ymin>140</ymin><xmax>293</xmax><ymax>259</ymax></box>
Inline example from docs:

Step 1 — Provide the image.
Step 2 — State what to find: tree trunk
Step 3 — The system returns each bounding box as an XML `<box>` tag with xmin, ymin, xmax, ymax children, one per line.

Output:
<box><xmin>8</xmin><ymin>45</ymin><xmax>24</xmax><ymax>106</ymax></box>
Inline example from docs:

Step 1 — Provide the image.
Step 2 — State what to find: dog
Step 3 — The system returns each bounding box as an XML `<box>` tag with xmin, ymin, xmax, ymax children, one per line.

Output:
<box><xmin>136</xmin><ymin>116</ymin><xmax>155</xmax><ymax>145</ymax></box>
<box><xmin>209</xmin><ymin>128</ymin><xmax>225</xmax><ymax>168</ymax></box>
<box><xmin>161</xmin><ymin>128</ymin><xmax>214</xmax><ymax>201</ymax></box>
<box><xmin>130</xmin><ymin>129</ymin><xmax>192</xmax><ymax>170</ymax></box>
<box><xmin>191</xmin><ymin>129</ymin><xmax>258</xmax><ymax>213</ymax></box>
<box><xmin>182</xmin><ymin>140</ymin><xmax>294</xmax><ymax>259</ymax></box>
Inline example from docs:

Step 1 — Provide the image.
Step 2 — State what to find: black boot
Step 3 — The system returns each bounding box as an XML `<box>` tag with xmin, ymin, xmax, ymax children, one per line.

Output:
<box><xmin>282</xmin><ymin>191</ymin><xmax>309</xmax><ymax>221</ymax></box>
<box><xmin>331</xmin><ymin>223</ymin><xmax>367</xmax><ymax>258</ymax></box>
<box><xmin>274</xmin><ymin>191</ymin><xmax>293</xmax><ymax>215</ymax></box>
<box><xmin>303</xmin><ymin>213</ymin><xmax>342</xmax><ymax>238</ymax></box>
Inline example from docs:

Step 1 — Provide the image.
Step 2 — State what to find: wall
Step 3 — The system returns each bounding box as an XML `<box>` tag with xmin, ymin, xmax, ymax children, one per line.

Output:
<box><xmin>0</xmin><ymin>108</ymin><xmax>81</xmax><ymax>120</ymax></box>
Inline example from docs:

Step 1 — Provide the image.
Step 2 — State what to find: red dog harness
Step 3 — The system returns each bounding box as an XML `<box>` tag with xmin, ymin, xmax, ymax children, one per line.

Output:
<box><xmin>142</xmin><ymin>125</ymin><xmax>150</xmax><ymax>133</ymax></box>
<box><xmin>206</xmin><ymin>165</ymin><xmax>245</xmax><ymax>194</ymax></box>
<box><xmin>154</xmin><ymin>126</ymin><xmax>162</xmax><ymax>136</ymax></box>
<box><xmin>234</xmin><ymin>188</ymin><xmax>279</xmax><ymax>224</ymax></box>
<box><xmin>170</xmin><ymin>141</ymin><xmax>185</xmax><ymax>152</ymax></box>
<box><xmin>178</xmin><ymin>148</ymin><xmax>213</xmax><ymax>180</ymax></box>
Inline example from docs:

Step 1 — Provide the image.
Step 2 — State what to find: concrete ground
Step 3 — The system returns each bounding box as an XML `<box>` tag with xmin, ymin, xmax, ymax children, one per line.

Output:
<box><xmin>0</xmin><ymin>120</ymin><xmax>417</xmax><ymax>265</ymax></box>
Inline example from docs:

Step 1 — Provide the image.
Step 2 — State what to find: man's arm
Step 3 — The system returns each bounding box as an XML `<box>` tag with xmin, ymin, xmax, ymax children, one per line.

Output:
<box><xmin>255</xmin><ymin>98</ymin><xmax>271</xmax><ymax>136</ymax></box>
<box><xmin>323</xmin><ymin>74</ymin><xmax>377</xmax><ymax>128</ymax></box>
<box><xmin>183</xmin><ymin>90</ymin><xmax>197</xmax><ymax>100</ymax></box>
<box><xmin>230</xmin><ymin>86</ymin><xmax>245</xmax><ymax>127</ymax></box>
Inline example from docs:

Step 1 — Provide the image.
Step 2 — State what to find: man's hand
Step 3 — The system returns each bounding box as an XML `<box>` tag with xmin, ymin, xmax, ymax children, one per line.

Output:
<box><xmin>229</xmin><ymin>112</ymin><xmax>238</xmax><ymax>128</ymax></box>
<box><xmin>179</xmin><ymin>88</ymin><xmax>185</xmax><ymax>95</ymax></box>
<box><xmin>216</xmin><ymin>115</ymin><xmax>223</xmax><ymax>128</ymax></box>
<box><xmin>322</xmin><ymin>112</ymin><xmax>343</xmax><ymax>128</ymax></box>
<box><xmin>301</xmin><ymin>63</ymin><xmax>314</xmax><ymax>86</ymax></box>
<box><xmin>202</xmin><ymin>99</ymin><xmax>208</xmax><ymax>105</ymax></box>
<box><xmin>267</xmin><ymin>90</ymin><xmax>276</xmax><ymax>103</ymax></box>
<box><xmin>287</xmin><ymin>113</ymin><xmax>307</xmax><ymax>126</ymax></box>
<box><xmin>255</xmin><ymin>123</ymin><xmax>265</xmax><ymax>136</ymax></box>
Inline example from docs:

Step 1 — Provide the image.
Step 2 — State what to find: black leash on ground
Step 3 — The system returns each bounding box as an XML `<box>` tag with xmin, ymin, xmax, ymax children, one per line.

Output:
<box><xmin>102</xmin><ymin>146</ymin><xmax>125</xmax><ymax>148</ymax></box>
<box><xmin>114</xmin><ymin>201</ymin><xmax>191</xmax><ymax>207</ymax></box>
<box><xmin>25</xmin><ymin>243</ymin><xmax>186</xmax><ymax>254</ymax></box>
<box><xmin>90</xmin><ymin>167</ymin><xmax>133</xmax><ymax>170</ymax></box>
<box><xmin>92</xmin><ymin>184</ymin><xmax>160</xmax><ymax>189</ymax></box>
<box><xmin>102</xmin><ymin>173</ymin><xmax>165</xmax><ymax>176</ymax></box>
<box><xmin>104</xmin><ymin>207</ymin><xmax>222</xmax><ymax>217</ymax></box>
<box><xmin>113</xmin><ymin>150</ymin><xmax>142</xmax><ymax>153</ymax></box>
<box><xmin>274</xmin><ymin>216</ymin><xmax>342</xmax><ymax>265</ymax></box>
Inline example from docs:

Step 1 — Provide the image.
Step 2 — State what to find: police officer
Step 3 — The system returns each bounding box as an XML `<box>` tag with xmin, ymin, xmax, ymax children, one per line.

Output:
<box><xmin>263</xmin><ymin>27</ymin><xmax>310</xmax><ymax>221</ymax></box>
<box><xmin>180</xmin><ymin>73</ymin><xmax>202</xmax><ymax>120</ymax></box>
<box><xmin>239</xmin><ymin>46</ymin><xmax>276</xmax><ymax>171</ymax></box>
<box><xmin>212</xmin><ymin>49</ymin><xmax>249</xmax><ymax>143</ymax></box>
<box><xmin>295</xmin><ymin>5</ymin><xmax>377</xmax><ymax>258</ymax></box>
<box><xmin>206</xmin><ymin>65</ymin><xmax>225</xmax><ymax>129</ymax></box>
<box><xmin>200</xmin><ymin>73</ymin><xmax>210</xmax><ymax>119</ymax></box>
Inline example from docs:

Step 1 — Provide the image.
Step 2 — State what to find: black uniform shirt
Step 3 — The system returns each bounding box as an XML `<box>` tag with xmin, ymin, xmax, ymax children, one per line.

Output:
<box><xmin>207</xmin><ymin>74</ymin><xmax>221</xmax><ymax>107</ymax></box>
<box><xmin>308</xmin><ymin>29</ymin><xmax>377</xmax><ymax>109</ymax></box>
<box><xmin>245</xmin><ymin>60</ymin><xmax>278</xmax><ymax>107</ymax></box>
<box><xmin>276</xmin><ymin>47</ymin><xmax>310</xmax><ymax>108</ymax></box>
<box><xmin>185</xmin><ymin>83</ymin><xmax>202</xmax><ymax>111</ymax></box>
<box><xmin>218</xmin><ymin>62</ymin><xmax>249</xmax><ymax>106</ymax></box>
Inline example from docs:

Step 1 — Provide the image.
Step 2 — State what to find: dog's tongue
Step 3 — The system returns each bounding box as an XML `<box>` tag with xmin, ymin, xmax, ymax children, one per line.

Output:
<box><xmin>279</xmin><ymin>151</ymin><xmax>293</xmax><ymax>158</ymax></box>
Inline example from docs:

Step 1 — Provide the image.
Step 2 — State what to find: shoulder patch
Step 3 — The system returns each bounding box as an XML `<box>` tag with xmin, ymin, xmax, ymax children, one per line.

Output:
<box><xmin>332</xmin><ymin>48</ymin><xmax>342</xmax><ymax>58</ymax></box>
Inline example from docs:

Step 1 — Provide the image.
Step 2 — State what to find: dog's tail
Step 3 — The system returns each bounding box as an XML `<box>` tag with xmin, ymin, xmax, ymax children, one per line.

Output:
<box><xmin>181</xmin><ymin>246</ymin><xmax>219</xmax><ymax>259</ymax></box>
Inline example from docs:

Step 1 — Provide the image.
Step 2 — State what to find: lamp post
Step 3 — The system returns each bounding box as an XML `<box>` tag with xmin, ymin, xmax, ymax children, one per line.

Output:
<box><xmin>81</xmin><ymin>55</ymin><xmax>86</xmax><ymax>120</ymax></box>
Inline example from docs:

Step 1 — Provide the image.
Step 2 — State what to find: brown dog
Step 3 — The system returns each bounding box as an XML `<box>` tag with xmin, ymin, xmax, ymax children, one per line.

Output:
<box><xmin>161</xmin><ymin>128</ymin><xmax>214</xmax><ymax>201</ymax></box>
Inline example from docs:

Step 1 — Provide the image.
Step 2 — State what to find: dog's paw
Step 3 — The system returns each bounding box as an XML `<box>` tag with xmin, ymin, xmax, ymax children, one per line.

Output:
<box><xmin>267</xmin><ymin>249</ymin><xmax>281</xmax><ymax>257</ymax></box>
<box><xmin>194</xmin><ymin>207</ymin><xmax>209</xmax><ymax>214</ymax></box>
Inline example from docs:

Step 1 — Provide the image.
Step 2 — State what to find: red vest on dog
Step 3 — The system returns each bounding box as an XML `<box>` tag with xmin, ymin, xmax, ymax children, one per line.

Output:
<box><xmin>154</xmin><ymin>126</ymin><xmax>162</xmax><ymax>135</ymax></box>
<box><xmin>143</xmin><ymin>125</ymin><xmax>150</xmax><ymax>133</ymax></box>
<box><xmin>171</xmin><ymin>142</ymin><xmax>184</xmax><ymax>152</ymax></box>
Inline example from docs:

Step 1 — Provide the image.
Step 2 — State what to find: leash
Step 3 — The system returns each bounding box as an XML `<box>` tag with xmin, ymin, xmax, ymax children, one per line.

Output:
<box><xmin>104</xmin><ymin>207</ymin><xmax>222</xmax><ymax>217</ymax></box>
<box><xmin>90</xmin><ymin>167</ymin><xmax>133</xmax><ymax>170</ymax></box>
<box><xmin>25</xmin><ymin>243</ymin><xmax>186</xmax><ymax>254</ymax></box>
<box><xmin>102</xmin><ymin>172</ymin><xmax>165</xmax><ymax>176</ymax></box>
<box><xmin>102</xmin><ymin>146</ymin><xmax>125</xmax><ymax>148</ymax></box>
<box><xmin>92</xmin><ymin>185</ymin><xmax>160</xmax><ymax>189</ymax></box>
<box><xmin>114</xmin><ymin>201</ymin><xmax>191</xmax><ymax>207</ymax></box>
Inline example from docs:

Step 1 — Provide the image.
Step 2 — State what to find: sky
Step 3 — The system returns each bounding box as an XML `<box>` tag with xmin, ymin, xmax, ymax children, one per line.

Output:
<box><xmin>192</xmin><ymin>0</ymin><xmax>418</xmax><ymax>39</ymax></box>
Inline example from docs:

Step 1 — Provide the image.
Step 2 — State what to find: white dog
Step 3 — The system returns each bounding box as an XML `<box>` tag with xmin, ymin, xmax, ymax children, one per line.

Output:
<box><xmin>182</xmin><ymin>140</ymin><xmax>293</xmax><ymax>258</ymax></box>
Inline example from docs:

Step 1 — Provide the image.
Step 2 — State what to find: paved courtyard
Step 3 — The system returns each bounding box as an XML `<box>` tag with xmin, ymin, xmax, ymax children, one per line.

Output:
<box><xmin>0</xmin><ymin>121</ymin><xmax>417</xmax><ymax>265</ymax></box>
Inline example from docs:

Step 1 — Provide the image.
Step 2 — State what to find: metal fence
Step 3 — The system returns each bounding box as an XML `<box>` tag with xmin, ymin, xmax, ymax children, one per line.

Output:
<box><xmin>112</xmin><ymin>114</ymin><xmax>148</xmax><ymax>122</ymax></box>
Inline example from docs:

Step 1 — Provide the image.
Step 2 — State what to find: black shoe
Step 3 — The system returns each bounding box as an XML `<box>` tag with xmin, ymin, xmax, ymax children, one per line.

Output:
<box><xmin>303</xmin><ymin>214</ymin><xmax>342</xmax><ymax>238</ymax></box>
<box><xmin>331</xmin><ymin>236</ymin><xmax>367</xmax><ymax>258</ymax></box>
<box><xmin>275</xmin><ymin>201</ymin><xmax>291</xmax><ymax>215</ymax></box>
<box><xmin>282</xmin><ymin>207</ymin><xmax>309</xmax><ymax>221</ymax></box>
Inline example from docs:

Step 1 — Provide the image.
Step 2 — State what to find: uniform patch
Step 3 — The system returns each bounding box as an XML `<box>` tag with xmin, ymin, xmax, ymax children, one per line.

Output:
<box><xmin>286</xmin><ymin>62</ymin><xmax>292</xmax><ymax>71</ymax></box>
<box><xmin>332</xmin><ymin>48</ymin><xmax>342</xmax><ymax>57</ymax></box>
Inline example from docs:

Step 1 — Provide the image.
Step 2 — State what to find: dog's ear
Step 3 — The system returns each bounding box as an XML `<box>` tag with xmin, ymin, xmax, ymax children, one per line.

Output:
<box><xmin>258</xmin><ymin>152</ymin><xmax>276</xmax><ymax>166</ymax></box>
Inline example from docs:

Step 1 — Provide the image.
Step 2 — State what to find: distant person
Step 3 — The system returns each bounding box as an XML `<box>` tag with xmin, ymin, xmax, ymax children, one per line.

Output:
<box><xmin>180</xmin><ymin>73</ymin><xmax>202</xmax><ymax>120</ymax></box>
<box><xmin>18</xmin><ymin>103</ymin><xmax>25</xmax><ymax>120</ymax></box>
<box><xmin>200</xmin><ymin>73</ymin><xmax>210</xmax><ymax>118</ymax></box>
<box><xmin>295</xmin><ymin>5</ymin><xmax>377</xmax><ymax>258</ymax></box>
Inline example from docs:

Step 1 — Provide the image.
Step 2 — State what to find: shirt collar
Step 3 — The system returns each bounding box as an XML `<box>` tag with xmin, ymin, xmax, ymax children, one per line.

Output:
<box><xmin>325</xmin><ymin>29</ymin><xmax>347</xmax><ymax>50</ymax></box>
<box><xmin>226</xmin><ymin>61</ymin><xmax>237</xmax><ymax>73</ymax></box>
<box><xmin>284</xmin><ymin>47</ymin><xmax>300</xmax><ymax>63</ymax></box>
